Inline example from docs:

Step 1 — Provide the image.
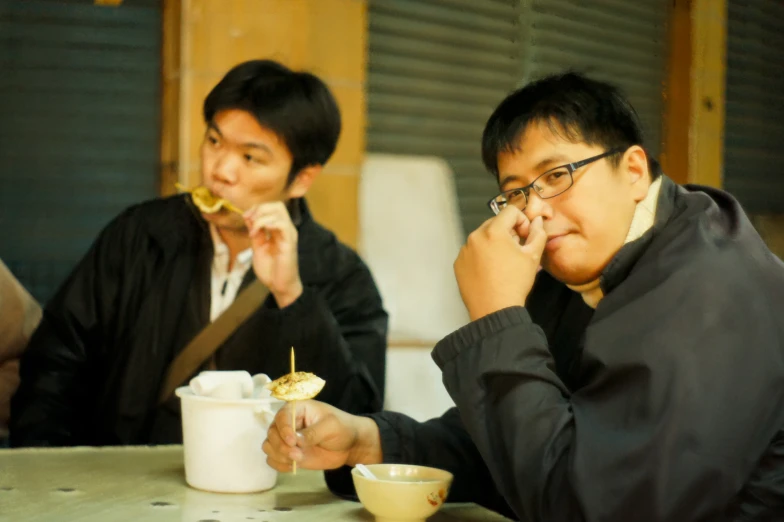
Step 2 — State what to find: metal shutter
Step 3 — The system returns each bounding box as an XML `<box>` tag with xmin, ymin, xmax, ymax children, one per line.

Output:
<box><xmin>367</xmin><ymin>0</ymin><xmax>670</xmax><ymax>235</ymax></box>
<box><xmin>0</xmin><ymin>0</ymin><xmax>161</xmax><ymax>303</ymax></box>
<box><xmin>366</xmin><ymin>0</ymin><xmax>524</xmax><ymax>236</ymax></box>
<box><xmin>519</xmin><ymin>0</ymin><xmax>670</xmax><ymax>158</ymax></box>
<box><xmin>723</xmin><ymin>0</ymin><xmax>784</xmax><ymax>213</ymax></box>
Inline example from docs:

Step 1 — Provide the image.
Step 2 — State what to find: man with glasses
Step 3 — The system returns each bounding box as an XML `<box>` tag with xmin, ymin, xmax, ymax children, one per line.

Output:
<box><xmin>263</xmin><ymin>73</ymin><xmax>784</xmax><ymax>520</ymax></box>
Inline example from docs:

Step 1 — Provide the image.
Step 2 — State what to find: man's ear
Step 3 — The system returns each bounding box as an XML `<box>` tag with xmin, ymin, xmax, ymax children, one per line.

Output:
<box><xmin>286</xmin><ymin>164</ymin><xmax>322</xmax><ymax>199</ymax></box>
<box><xmin>624</xmin><ymin>146</ymin><xmax>651</xmax><ymax>202</ymax></box>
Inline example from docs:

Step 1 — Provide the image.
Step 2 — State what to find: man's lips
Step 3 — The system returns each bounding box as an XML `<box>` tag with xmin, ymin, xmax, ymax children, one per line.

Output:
<box><xmin>545</xmin><ymin>233</ymin><xmax>569</xmax><ymax>252</ymax></box>
<box><xmin>203</xmin><ymin>188</ymin><xmax>241</xmax><ymax>212</ymax></box>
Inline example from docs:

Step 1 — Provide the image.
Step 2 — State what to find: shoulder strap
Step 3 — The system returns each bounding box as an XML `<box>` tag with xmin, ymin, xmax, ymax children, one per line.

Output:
<box><xmin>158</xmin><ymin>279</ymin><xmax>270</xmax><ymax>404</ymax></box>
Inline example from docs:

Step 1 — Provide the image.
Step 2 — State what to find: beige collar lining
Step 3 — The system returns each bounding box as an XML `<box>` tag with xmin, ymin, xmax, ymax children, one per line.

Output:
<box><xmin>566</xmin><ymin>176</ymin><xmax>663</xmax><ymax>309</ymax></box>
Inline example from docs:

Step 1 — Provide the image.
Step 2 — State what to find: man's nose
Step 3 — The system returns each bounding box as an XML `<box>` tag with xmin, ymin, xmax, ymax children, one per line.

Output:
<box><xmin>211</xmin><ymin>152</ymin><xmax>239</xmax><ymax>184</ymax></box>
<box><xmin>524</xmin><ymin>191</ymin><xmax>553</xmax><ymax>222</ymax></box>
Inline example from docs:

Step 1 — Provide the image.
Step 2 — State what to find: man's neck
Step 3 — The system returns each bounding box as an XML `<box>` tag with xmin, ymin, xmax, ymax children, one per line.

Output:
<box><xmin>215</xmin><ymin>226</ymin><xmax>251</xmax><ymax>271</ymax></box>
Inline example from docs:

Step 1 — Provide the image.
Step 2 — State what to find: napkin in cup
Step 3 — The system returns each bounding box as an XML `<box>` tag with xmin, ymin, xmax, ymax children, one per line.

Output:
<box><xmin>189</xmin><ymin>371</ymin><xmax>274</xmax><ymax>400</ymax></box>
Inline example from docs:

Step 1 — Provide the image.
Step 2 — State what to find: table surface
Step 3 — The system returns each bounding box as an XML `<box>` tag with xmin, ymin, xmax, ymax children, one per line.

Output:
<box><xmin>0</xmin><ymin>445</ymin><xmax>510</xmax><ymax>522</ymax></box>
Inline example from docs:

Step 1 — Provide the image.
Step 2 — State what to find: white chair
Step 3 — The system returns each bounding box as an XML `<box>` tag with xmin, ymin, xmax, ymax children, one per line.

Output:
<box><xmin>359</xmin><ymin>154</ymin><xmax>469</xmax><ymax>421</ymax></box>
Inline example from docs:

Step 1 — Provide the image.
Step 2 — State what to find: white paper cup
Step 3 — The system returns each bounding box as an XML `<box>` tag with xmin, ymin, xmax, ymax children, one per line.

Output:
<box><xmin>176</xmin><ymin>386</ymin><xmax>283</xmax><ymax>493</ymax></box>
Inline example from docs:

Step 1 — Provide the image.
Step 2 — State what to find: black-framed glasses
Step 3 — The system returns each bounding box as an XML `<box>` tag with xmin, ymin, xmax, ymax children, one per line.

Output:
<box><xmin>487</xmin><ymin>148</ymin><xmax>625</xmax><ymax>215</ymax></box>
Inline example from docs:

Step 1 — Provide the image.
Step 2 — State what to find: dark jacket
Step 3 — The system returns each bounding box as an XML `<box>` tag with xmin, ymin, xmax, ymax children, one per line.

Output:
<box><xmin>329</xmin><ymin>177</ymin><xmax>784</xmax><ymax>521</ymax></box>
<box><xmin>10</xmin><ymin>196</ymin><xmax>387</xmax><ymax>447</ymax></box>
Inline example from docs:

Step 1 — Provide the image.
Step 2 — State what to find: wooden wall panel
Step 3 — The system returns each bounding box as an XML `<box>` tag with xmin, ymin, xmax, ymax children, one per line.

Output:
<box><xmin>161</xmin><ymin>0</ymin><xmax>366</xmax><ymax>246</ymax></box>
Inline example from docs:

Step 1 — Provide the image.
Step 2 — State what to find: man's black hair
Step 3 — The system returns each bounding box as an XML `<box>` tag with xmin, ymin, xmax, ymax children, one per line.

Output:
<box><xmin>482</xmin><ymin>72</ymin><xmax>661</xmax><ymax>180</ymax></box>
<box><xmin>204</xmin><ymin>59</ymin><xmax>341</xmax><ymax>184</ymax></box>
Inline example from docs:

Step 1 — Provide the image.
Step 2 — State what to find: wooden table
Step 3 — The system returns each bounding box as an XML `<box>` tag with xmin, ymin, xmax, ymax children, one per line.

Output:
<box><xmin>0</xmin><ymin>446</ymin><xmax>510</xmax><ymax>521</ymax></box>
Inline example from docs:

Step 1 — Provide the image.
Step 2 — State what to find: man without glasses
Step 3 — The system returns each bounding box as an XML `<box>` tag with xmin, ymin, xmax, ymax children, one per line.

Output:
<box><xmin>10</xmin><ymin>60</ymin><xmax>388</xmax><ymax>447</ymax></box>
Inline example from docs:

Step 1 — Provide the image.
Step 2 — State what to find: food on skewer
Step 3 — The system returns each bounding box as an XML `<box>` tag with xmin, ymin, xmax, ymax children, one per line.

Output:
<box><xmin>265</xmin><ymin>348</ymin><xmax>325</xmax><ymax>474</ymax></box>
<box><xmin>265</xmin><ymin>372</ymin><xmax>326</xmax><ymax>401</ymax></box>
<box><xmin>175</xmin><ymin>183</ymin><xmax>243</xmax><ymax>215</ymax></box>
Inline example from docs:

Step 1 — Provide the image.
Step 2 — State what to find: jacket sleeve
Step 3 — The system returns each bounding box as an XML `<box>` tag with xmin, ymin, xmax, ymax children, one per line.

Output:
<box><xmin>271</xmin><ymin>253</ymin><xmax>388</xmax><ymax>415</ymax></box>
<box><xmin>432</xmin><ymin>267</ymin><xmax>784</xmax><ymax>522</ymax></box>
<box><xmin>325</xmin><ymin>408</ymin><xmax>516</xmax><ymax>519</ymax></box>
<box><xmin>9</xmin><ymin>214</ymin><xmax>134</xmax><ymax>447</ymax></box>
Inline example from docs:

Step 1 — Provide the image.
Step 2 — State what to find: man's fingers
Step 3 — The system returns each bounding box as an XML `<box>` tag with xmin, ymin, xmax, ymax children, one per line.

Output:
<box><xmin>264</xmin><ymin>424</ymin><xmax>304</xmax><ymax>463</ymax></box>
<box><xmin>521</xmin><ymin>216</ymin><xmax>547</xmax><ymax>257</ymax></box>
<box><xmin>248</xmin><ymin>217</ymin><xmax>283</xmax><ymax>237</ymax></box>
<box><xmin>262</xmin><ymin>438</ymin><xmax>289</xmax><ymax>464</ymax></box>
<box><xmin>483</xmin><ymin>205</ymin><xmax>530</xmax><ymax>243</ymax></box>
<box><xmin>265</xmin><ymin>452</ymin><xmax>293</xmax><ymax>472</ymax></box>
<box><xmin>266</xmin><ymin>423</ymin><xmax>292</xmax><ymax>455</ymax></box>
<box><xmin>513</xmin><ymin>215</ymin><xmax>531</xmax><ymax>241</ymax></box>
<box><xmin>490</xmin><ymin>205</ymin><xmax>528</xmax><ymax>233</ymax></box>
<box><xmin>297</xmin><ymin>413</ymin><xmax>339</xmax><ymax>449</ymax></box>
<box><xmin>274</xmin><ymin>403</ymin><xmax>300</xmax><ymax>447</ymax></box>
<box><xmin>263</xmin><ymin>428</ymin><xmax>297</xmax><ymax>472</ymax></box>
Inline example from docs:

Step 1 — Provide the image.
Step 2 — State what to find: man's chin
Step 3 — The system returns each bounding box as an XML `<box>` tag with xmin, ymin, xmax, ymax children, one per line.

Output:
<box><xmin>201</xmin><ymin>210</ymin><xmax>245</xmax><ymax>230</ymax></box>
<box><xmin>541</xmin><ymin>260</ymin><xmax>601</xmax><ymax>287</ymax></box>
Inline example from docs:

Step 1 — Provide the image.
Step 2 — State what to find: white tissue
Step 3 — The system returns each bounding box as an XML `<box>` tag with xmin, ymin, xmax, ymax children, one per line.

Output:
<box><xmin>188</xmin><ymin>371</ymin><xmax>253</xmax><ymax>400</ymax></box>
<box><xmin>189</xmin><ymin>371</ymin><xmax>276</xmax><ymax>400</ymax></box>
<box><xmin>251</xmin><ymin>374</ymin><xmax>273</xmax><ymax>399</ymax></box>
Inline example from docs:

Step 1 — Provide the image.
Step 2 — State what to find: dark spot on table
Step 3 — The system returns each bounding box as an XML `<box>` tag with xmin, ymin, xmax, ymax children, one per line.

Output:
<box><xmin>197</xmin><ymin>519</ymin><xmax>221</xmax><ymax>522</ymax></box>
<box><xmin>0</xmin><ymin>487</ymin><xmax>14</xmax><ymax>492</ymax></box>
<box><xmin>213</xmin><ymin>511</ymin><xmax>220</xmax><ymax>514</ymax></box>
<box><xmin>274</xmin><ymin>507</ymin><xmax>292</xmax><ymax>512</ymax></box>
<box><xmin>257</xmin><ymin>509</ymin><xmax>266</xmax><ymax>512</ymax></box>
<box><xmin>150</xmin><ymin>501</ymin><xmax>174</xmax><ymax>507</ymax></box>
<box><xmin>56</xmin><ymin>488</ymin><xmax>76</xmax><ymax>493</ymax></box>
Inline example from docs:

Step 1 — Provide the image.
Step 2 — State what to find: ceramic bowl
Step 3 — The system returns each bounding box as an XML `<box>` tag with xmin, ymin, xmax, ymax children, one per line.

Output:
<box><xmin>351</xmin><ymin>463</ymin><xmax>454</xmax><ymax>522</ymax></box>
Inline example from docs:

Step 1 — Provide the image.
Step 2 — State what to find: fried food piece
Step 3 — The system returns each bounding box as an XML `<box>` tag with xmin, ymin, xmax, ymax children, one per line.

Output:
<box><xmin>177</xmin><ymin>183</ymin><xmax>243</xmax><ymax>214</ymax></box>
<box><xmin>265</xmin><ymin>372</ymin><xmax>326</xmax><ymax>401</ymax></box>
<box><xmin>191</xmin><ymin>186</ymin><xmax>222</xmax><ymax>213</ymax></box>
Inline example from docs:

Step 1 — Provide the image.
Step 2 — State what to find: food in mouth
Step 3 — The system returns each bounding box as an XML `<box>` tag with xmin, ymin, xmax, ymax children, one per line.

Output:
<box><xmin>176</xmin><ymin>183</ymin><xmax>243</xmax><ymax>215</ymax></box>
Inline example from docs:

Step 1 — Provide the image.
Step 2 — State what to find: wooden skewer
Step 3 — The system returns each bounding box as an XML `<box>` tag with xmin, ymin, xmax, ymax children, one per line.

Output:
<box><xmin>290</xmin><ymin>346</ymin><xmax>297</xmax><ymax>475</ymax></box>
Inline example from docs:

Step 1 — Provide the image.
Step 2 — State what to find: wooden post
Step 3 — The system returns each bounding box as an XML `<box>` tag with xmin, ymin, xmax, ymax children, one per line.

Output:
<box><xmin>159</xmin><ymin>0</ymin><xmax>367</xmax><ymax>247</ymax></box>
<box><xmin>661</xmin><ymin>0</ymin><xmax>727</xmax><ymax>188</ymax></box>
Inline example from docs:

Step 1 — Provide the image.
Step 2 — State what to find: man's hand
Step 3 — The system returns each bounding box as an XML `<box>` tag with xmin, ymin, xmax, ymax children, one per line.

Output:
<box><xmin>454</xmin><ymin>206</ymin><xmax>547</xmax><ymax>321</ymax></box>
<box><xmin>263</xmin><ymin>400</ymin><xmax>382</xmax><ymax>472</ymax></box>
<box><xmin>244</xmin><ymin>202</ymin><xmax>303</xmax><ymax>308</ymax></box>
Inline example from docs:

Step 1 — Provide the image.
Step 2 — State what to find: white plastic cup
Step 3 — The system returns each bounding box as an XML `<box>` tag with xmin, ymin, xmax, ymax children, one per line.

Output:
<box><xmin>176</xmin><ymin>386</ymin><xmax>284</xmax><ymax>493</ymax></box>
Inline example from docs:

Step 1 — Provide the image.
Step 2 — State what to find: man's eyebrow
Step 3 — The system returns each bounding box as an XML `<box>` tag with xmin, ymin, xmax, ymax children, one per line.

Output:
<box><xmin>241</xmin><ymin>141</ymin><xmax>273</xmax><ymax>154</ymax></box>
<box><xmin>206</xmin><ymin>122</ymin><xmax>273</xmax><ymax>154</ymax></box>
<box><xmin>500</xmin><ymin>174</ymin><xmax>525</xmax><ymax>190</ymax></box>
<box><xmin>207</xmin><ymin>121</ymin><xmax>223</xmax><ymax>137</ymax></box>
<box><xmin>499</xmin><ymin>154</ymin><xmax>571</xmax><ymax>189</ymax></box>
<box><xmin>533</xmin><ymin>154</ymin><xmax>570</xmax><ymax>172</ymax></box>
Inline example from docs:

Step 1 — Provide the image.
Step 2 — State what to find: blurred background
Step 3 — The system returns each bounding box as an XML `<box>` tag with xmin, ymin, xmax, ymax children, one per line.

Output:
<box><xmin>1</xmin><ymin>0</ymin><xmax>782</xmax><ymax>419</ymax></box>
